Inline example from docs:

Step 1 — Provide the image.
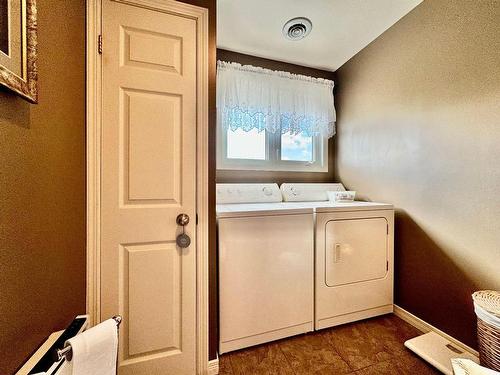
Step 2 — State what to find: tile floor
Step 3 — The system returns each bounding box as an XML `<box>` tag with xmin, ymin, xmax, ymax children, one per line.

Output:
<box><xmin>219</xmin><ymin>314</ymin><xmax>440</xmax><ymax>374</ymax></box>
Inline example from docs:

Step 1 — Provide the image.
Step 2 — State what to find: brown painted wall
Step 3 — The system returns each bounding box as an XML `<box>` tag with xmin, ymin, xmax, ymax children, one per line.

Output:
<box><xmin>216</xmin><ymin>49</ymin><xmax>337</xmax><ymax>184</ymax></box>
<box><xmin>0</xmin><ymin>1</ymin><xmax>86</xmax><ymax>373</ymax></box>
<box><xmin>335</xmin><ymin>0</ymin><xmax>500</xmax><ymax>348</ymax></box>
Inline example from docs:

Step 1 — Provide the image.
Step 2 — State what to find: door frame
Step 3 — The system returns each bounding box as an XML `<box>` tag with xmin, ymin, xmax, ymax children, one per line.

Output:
<box><xmin>85</xmin><ymin>1</ymin><xmax>209</xmax><ymax>373</ymax></box>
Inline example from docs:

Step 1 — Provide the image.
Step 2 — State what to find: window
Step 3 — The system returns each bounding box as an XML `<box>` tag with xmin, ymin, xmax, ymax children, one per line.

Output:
<box><xmin>226</xmin><ymin>128</ymin><xmax>266</xmax><ymax>160</ymax></box>
<box><xmin>218</xmin><ymin>127</ymin><xmax>328</xmax><ymax>172</ymax></box>
<box><xmin>216</xmin><ymin>61</ymin><xmax>336</xmax><ymax>172</ymax></box>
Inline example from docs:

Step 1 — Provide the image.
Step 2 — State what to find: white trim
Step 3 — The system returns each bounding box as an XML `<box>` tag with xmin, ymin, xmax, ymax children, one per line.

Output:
<box><xmin>393</xmin><ymin>305</ymin><xmax>479</xmax><ymax>358</ymax></box>
<box><xmin>207</xmin><ymin>358</ymin><xmax>219</xmax><ymax>375</ymax></box>
<box><xmin>86</xmin><ymin>1</ymin><xmax>210</xmax><ymax>374</ymax></box>
<box><xmin>195</xmin><ymin>4</ymin><xmax>210</xmax><ymax>375</ymax></box>
<box><xmin>86</xmin><ymin>0</ymin><xmax>102</xmax><ymax>329</ymax></box>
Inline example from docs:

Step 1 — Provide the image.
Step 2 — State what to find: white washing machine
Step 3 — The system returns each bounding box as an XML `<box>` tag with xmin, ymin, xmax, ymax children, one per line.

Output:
<box><xmin>216</xmin><ymin>183</ymin><xmax>314</xmax><ymax>354</ymax></box>
<box><xmin>281</xmin><ymin>183</ymin><xmax>394</xmax><ymax>330</ymax></box>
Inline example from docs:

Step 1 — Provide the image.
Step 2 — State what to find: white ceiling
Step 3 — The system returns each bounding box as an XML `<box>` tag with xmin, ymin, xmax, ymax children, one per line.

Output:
<box><xmin>217</xmin><ymin>0</ymin><xmax>423</xmax><ymax>71</ymax></box>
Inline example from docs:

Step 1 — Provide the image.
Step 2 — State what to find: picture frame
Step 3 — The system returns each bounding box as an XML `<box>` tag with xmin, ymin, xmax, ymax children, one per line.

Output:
<box><xmin>0</xmin><ymin>0</ymin><xmax>38</xmax><ymax>103</ymax></box>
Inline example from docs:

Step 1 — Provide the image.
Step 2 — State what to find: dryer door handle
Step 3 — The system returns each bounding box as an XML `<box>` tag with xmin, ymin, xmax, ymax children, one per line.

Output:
<box><xmin>333</xmin><ymin>243</ymin><xmax>341</xmax><ymax>263</ymax></box>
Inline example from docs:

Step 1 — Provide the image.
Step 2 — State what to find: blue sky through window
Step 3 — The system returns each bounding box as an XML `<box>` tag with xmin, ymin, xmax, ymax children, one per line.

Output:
<box><xmin>281</xmin><ymin>132</ymin><xmax>313</xmax><ymax>162</ymax></box>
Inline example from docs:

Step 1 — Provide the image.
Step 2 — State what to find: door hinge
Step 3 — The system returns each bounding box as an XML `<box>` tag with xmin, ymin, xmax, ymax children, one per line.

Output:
<box><xmin>98</xmin><ymin>35</ymin><xmax>103</xmax><ymax>54</ymax></box>
<box><xmin>387</xmin><ymin>224</ymin><xmax>389</xmax><ymax>235</ymax></box>
<box><xmin>196</xmin><ymin>213</ymin><xmax>199</xmax><ymax>225</ymax></box>
<box><xmin>387</xmin><ymin>261</ymin><xmax>389</xmax><ymax>271</ymax></box>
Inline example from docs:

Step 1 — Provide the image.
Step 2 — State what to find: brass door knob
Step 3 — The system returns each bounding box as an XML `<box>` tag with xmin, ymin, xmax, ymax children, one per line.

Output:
<box><xmin>176</xmin><ymin>213</ymin><xmax>190</xmax><ymax>226</ymax></box>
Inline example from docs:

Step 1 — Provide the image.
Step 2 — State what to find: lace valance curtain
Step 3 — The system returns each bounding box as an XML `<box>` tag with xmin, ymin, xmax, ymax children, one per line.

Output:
<box><xmin>217</xmin><ymin>61</ymin><xmax>336</xmax><ymax>138</ymax></box>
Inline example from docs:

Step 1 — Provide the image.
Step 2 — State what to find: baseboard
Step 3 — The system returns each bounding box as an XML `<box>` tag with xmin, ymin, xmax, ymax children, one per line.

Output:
<box><xmin>393</xmin><ymin>304</ymin><xmax>479</xmax><ymax>358</ymax></box>
<box><xmin>207</xmin><ymin>356</ymin><xmax>219</xmax><ymax>375</ymax></box>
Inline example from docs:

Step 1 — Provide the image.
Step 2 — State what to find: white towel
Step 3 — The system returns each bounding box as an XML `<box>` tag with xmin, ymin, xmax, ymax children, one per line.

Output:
<box><xmin>65</xmin><ymin>318</ymin><xmax>118</xmax><ymax>375</ymax></box>
<box><xmin>452</xmin><ymin>359</ymin><xmax>500</xmax><ymax>375</ymax></box>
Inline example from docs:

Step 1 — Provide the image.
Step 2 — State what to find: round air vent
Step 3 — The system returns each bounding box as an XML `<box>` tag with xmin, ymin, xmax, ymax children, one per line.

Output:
<box><xmin>282</xmin><ymin>17</ymin><xmax>312</xmax><ymax>41</ymax></box>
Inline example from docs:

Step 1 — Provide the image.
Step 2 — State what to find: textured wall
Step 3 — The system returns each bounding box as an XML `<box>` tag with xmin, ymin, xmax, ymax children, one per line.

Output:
<box><xmin>335</xmin><ymin>0</ymin><xmax>500</xmax><ymax>348</ymax></box>
<box><xmin>0</xmin><ymin>1</ymin><xmax>86</xmax><ymax>373</ymax></box>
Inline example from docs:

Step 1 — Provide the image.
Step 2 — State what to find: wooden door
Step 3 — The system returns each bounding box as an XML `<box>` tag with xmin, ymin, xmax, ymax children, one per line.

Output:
<box><xmin>101</xmin><ymin>1</ymin><xmax>198</xmax><ymax>373</ymax></box>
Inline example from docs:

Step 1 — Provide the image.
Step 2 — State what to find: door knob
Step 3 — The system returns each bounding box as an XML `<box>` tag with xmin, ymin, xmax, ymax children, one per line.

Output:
<box><xmin>176</xmin><ymin>213</ymin><xmax>190</xmax><ymax>226</ymax></box>
<box><xmin>176</xmin><ymin>214</ymin><xmax>191</xmax><ymax>248</ymax></box>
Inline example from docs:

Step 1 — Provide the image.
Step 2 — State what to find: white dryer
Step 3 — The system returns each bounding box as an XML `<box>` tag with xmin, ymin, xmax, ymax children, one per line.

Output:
<box><xmin>281</xmin><ymin>183</ymin><xmax>394</xmax><ymax>330</ymax></box>
<box><xmin>216</xmin><ymin>184</ymin><xmax>314</xmax><ymax>354</ymax></box>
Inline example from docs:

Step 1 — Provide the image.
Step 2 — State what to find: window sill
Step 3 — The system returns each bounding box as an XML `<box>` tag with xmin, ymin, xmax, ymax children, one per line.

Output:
<box><xmin>217</xmin><ymin>164</ymin><xmax>328</xmax><ymax>173</ymax></box>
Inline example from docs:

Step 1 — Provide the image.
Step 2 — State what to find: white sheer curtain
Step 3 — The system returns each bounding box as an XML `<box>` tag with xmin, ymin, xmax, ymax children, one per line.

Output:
<box><xmin>217</xmin><ymin>61</ymin><xmax>336</xmax><ymax>138</ymax></box>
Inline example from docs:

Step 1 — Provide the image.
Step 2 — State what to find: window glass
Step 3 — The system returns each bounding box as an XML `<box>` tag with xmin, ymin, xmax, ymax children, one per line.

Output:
<box><xmin>281</xmin><ymin>132</ymin><xmax>313</xmax><ymax>162</ymax></box>
<box><xmin>226</xmin><ymin>128</ymin><xmax>266</xmax><ymax>160</ymax></box>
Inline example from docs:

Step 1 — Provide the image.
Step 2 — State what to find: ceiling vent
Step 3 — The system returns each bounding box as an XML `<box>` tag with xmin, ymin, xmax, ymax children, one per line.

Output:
<box><xmin>282</xmin><ymin>17</ymin><xmax>312</xmax><ymax>41</ymax></box>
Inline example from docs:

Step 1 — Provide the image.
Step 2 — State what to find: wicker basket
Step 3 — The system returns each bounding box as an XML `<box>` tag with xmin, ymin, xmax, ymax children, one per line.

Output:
<box><xmin>473</xmin><ymin>290</ymin><xmax>500</xmax><ymax>317</ymax></box>
<box><xmin>473</xmin><ymin>290</ymin><xmax>500</xmax><ymax>371</ymax></box>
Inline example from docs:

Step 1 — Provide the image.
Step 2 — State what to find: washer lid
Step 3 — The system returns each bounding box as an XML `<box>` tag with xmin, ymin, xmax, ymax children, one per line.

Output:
<box><xmin>216</xmin><ymin>202</ymin><xmax>313</xmax><ymax>218</ymax></box>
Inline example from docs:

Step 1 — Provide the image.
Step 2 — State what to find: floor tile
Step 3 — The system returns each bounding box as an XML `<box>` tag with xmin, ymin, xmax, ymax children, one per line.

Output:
<box><xmin>393</xmin><ymin>349</ymin><xmax>440</xmax><ymax>375</ymax></box>
<box><xmin>279</xmin><ymin>332</ymin><xmax>352</xmax><ymax>374</ymax></box>
<box><xmin>218</xmin><ymin>314</ymin><xmax>440</xmax><ymax>375</ymax></box>
<box><xmin>354</xmin><ymin>360</ymin><xmax>401</xmax><ymax>375</ymax></box>
<box><xmin>227</xmin><ymin>342</ymin><xmax>295</xmax><ymax>375</ymax></box>
<box><xmin>360</xmin><ymin>315</ymin><xmax>422</xmax><ymax>355</ymax></box>
<box><xmin>324</xmin><ymin>321</ymin><xmax>393</xmax><ymax>370</ymax></box>
<box><xmin>355</xmin><ymin>353</ymin><xmax>439</xmax><ymax>375</ymax></box>
<box><xmin>218</xmin><ymin>353</ymin><xmax>233</xmax><ymax>375</ymax></box>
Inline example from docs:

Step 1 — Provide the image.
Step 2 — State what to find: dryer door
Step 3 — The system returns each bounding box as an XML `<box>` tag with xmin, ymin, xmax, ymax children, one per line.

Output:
<box><xmin>325</xmin><ymin>217</ymin><xmax>388</xmax><ymax>287</ymax></box>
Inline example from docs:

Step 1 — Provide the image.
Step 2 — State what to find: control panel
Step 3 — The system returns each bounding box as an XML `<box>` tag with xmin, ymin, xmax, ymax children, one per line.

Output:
<box><xmin>216</xmin><ymin>183</ymin><xmax>282</xmax><ymax>204</ymax></box>
<box><xmin>281</xmin><ymin>183</ymin><xmax>345</xmax><ymax>202</ymax></box>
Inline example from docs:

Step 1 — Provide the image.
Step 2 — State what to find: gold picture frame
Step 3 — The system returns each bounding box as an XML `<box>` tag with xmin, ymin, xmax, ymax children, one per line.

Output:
<box><xmin>0</xmin><ymin>0</ymin><xmax>38</xmax><ymax>103</ymax></box>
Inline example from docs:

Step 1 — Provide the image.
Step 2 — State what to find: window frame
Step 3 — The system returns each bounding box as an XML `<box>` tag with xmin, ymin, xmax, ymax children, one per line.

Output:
<box><xmin>217</xmin><ymin>126</ymin><xmax>328</xmax><ymax>173</ymax></box>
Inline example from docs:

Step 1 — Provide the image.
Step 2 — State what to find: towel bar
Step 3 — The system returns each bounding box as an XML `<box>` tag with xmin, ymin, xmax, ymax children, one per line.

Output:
<box><xmin>54</xmin><ymin>315</ymin><xmax>122</xmax><ymax>362</ymax></box>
